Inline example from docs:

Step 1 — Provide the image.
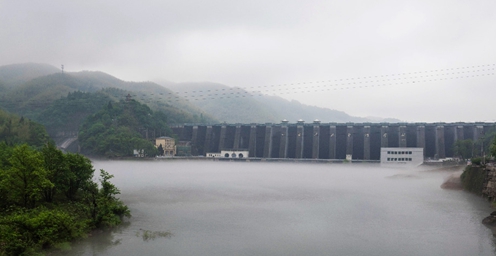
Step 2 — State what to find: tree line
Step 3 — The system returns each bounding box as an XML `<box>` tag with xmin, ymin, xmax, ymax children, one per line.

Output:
<box><xmin>453</xmin><ymin>127</ymin><xmax>496</xmax><ymax>163</ymax></box>
<box><xmin>0</xmin><ymin>108</ymin><xmax>49</xmax><ymax>148</ymax></box>
<box><xmin>78</xmin><ymin>97</ymin><xmax>174</xmax><ymax>157</ymax></box>
<box><xmin>0</xmin><ymin>142</ymin><xmax>130</xmax><ymax>255</ymax></box>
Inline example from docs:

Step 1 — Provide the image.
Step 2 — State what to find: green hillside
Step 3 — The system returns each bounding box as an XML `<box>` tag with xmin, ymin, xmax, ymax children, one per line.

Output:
<box><xmin>78</xmin><ymin>99</ymin><xmax>172</xmax><ymax>157</ymax></box>
<box><xmin>36</xmin><ymin>90</ymin><xmax>116</xmax><ymax>137</ymax></box>
<box><xmin>0</xmin><ymin>64</ymin><xmax>216</xmax><ymax>125</ymax></box>
<box><xmin>0</xmin><ymin>73</ymin><xmax>101</xmax><ymax>119</ymax></box>
<box><xmin>0</xmin><ymin>63</ymin><xmax>400</xmax><ymax>135</ymax></box>
<box><xmin>0</xmin><ymin>109</ymin><xmax>50</xmax><ymax>148</ymax></box>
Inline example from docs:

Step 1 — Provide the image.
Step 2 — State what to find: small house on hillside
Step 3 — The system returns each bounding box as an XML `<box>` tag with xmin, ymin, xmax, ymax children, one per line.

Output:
<box><xmin>155</xmin><ymin>136</ymin><xmax>176</xmax><ymax>156</ymax></box>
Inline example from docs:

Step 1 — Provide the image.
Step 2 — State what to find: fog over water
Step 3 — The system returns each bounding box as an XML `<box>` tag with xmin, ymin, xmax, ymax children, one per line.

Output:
<box><xmin>54</xmin><ymin>161</ymin><xmax>495</xmax><ymax>256</ymax></box>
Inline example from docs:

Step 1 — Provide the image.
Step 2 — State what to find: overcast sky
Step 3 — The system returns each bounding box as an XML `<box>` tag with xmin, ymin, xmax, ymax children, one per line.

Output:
<box><xmin>1</xmin><ymin>0</ymin><xmax>495</xmax><ymax>122</ymax></box>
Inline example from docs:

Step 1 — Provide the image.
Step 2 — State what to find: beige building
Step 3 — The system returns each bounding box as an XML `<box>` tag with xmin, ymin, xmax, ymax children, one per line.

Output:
<box><xmin>155</xmin><ymin>136</ymin><xmax>176</xmax><ymax>156</ymax></box>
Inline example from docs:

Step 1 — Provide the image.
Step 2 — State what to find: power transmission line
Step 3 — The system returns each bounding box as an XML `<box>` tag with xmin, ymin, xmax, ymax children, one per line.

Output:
<box><xmin>0</xmin><ymin>63</ymin><xmax>494</xmax><ymax>106</ymax></box>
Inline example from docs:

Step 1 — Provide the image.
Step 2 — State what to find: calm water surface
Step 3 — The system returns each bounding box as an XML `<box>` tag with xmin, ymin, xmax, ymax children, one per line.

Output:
<box><xmin>53</xmin><ymin>161</ymin><xmax>495</xmax><ymax>256</ymax></box>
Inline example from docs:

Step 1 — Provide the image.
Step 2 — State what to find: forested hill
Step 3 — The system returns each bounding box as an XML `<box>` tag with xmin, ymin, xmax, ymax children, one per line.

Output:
<box><xmin>78</xmin><ymin>98</ymin><xmax>172</xmax><ymax>157</ymax></box>
<box><xmin>0</xmin><ymin>63</ymin><xmax>216</xmax><ymax>125</ymax></box>
<box><xmin>0</xmin><ymin>108</ymin><xmax>50</xmax><ymax>148</ymax></box>
<box><xmin>0</xmin><ymin>63</ymin><xmax>399</xmax><ymax>129</ymax></box>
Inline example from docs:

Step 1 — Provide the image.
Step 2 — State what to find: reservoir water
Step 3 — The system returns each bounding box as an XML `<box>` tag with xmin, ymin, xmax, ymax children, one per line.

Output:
<box><xmin>53</xmin><ymin>161</ymin><xmax>495</xmax><ymax>256</ymax></box>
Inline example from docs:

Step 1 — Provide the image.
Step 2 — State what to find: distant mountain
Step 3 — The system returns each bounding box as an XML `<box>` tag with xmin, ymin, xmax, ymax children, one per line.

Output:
<box><xmin>0</xmin><ymin>63</ymin><xmax>60</xmax><ymax>88</ymax></box>
<box><xmin>166</xmin><ymin>82</ymin><xmax>400</xmax><ymax>123</ymax></box>
<box><xmin>364</xmin><ymin>116</ymin><xmax>402</xmax><ymax>123</ymax></box>
<box><xmin>167</xmin><ymin>82</ymin><xmax>278</xmax><ymax>123</ymax></box>
<box><xmin>0</xmin><ymin>63</ymin><xmax>399</xmax><ymax>131</ymax></box>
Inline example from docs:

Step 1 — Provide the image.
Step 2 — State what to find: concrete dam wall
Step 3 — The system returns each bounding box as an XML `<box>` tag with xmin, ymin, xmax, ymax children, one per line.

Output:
<box><xmin>171</xmin><ymin>122</ymin><xmax>495</xmax><ymax>160</ymax></box>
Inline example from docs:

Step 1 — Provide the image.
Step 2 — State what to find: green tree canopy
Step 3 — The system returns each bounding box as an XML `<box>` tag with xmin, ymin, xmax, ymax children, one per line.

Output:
<box><xmin>1</xmin><ymin>144</ymin><xmax>52</xmax><ymax>208</ymax></box>
<box><xmin>453</xmin><ymin>139</ymin><xmax>474</xmax><ymax>160</ymax></box>
<box><xmin>0</xmin><ymin>108</ymin><xmax>50</xmax><ymax>148</ymax></box>
<box><xmin>79</xmin><ymin>99</ymin><xmax>173</xmax><ymax>157</ymax></box>
<box><xmin>0</xmin><ymin>143</ymin><xmax>130</xmax><ymax>255</ymax></box>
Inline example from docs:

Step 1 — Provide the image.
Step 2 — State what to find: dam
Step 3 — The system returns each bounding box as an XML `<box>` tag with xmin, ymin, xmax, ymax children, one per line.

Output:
<box><xmin>171</xmin><ymin>121</ymin><xmax>495</xmax><ymax>160</ymax></box>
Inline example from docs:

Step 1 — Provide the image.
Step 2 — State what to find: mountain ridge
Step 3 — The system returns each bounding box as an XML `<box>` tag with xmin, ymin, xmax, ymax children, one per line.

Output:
<box><xmin>0</xmin><ymin>63</ymin><xmax>400</xmax><ymax>126</ymax></box>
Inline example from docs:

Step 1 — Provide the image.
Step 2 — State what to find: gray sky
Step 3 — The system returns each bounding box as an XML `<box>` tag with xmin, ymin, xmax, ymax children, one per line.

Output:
<box><xmin>1</xmin><ymin>0</ymin><xmax>495</xmax><ymax>122</ymax></box>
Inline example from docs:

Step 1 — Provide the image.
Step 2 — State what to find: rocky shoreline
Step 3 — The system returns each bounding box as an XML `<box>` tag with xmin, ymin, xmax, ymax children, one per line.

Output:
<box><xmin>443</xmin><ymin>163</ymin><xmax>496</xmax><ymax>236</ymax></box>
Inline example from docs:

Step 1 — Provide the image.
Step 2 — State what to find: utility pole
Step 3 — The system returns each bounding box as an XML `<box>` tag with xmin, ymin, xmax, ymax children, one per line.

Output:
<box><xmin>61</xmin><ymin>64</ymin><xmax>64</xmax><ymax>74</ymax></box>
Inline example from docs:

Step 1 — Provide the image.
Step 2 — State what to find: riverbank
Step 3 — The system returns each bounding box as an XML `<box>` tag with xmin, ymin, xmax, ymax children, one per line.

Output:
<box><xmin>456</xmin><ymin>163</ymin><xmax>496</xmax><ymax>236</ymax></box>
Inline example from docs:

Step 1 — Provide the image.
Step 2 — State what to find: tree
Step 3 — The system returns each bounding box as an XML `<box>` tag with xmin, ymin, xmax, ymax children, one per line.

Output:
<box><xmin>1</xmin><ymin>144</ymin><xmax>52</xmax><ymax>208</ymax></box>
<box><xmin>41</xmin><ymin>142</ymin><xmax>67</xmax><ymax>202</ymax></box>
<box><xmin>96</xmin><ymin>170</ymin><xmax>130</xmax><ymax>226</ymax></box>
<box><xmin>82</xmin><ymin>170</ymin><xmax>130</xmax><ymax>227</ymax></box>
<box><xmin>157</xmin><ymin>144</ymin><xmax>164</xmax><ymax>156</ymax></box>
<box><xmin>491</xmin><ymin>136</ymin><xmax>496</xmax><ymax>159</ymax></box>
<box><xmin>453</xmin><ymin>139</ymin><xmax>474</xmax><ymax>160</ymax></box>
<box><xmin>474</xmin><ymin>127</ymin><xmax>496</xmax><ymax>158</ymax></box>
<box><xmin>63</xmin><ymin>152</ymin><xmax>94</xmax><ymax>201</ymax></box>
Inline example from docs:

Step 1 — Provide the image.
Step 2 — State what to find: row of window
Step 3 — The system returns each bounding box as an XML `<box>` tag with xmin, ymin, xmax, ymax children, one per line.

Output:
<box><xmin>387</xmin><ymin>158</ymin><xmax>413</xmax><ymax>161</ymax></box>
<box><xmin>387</xmin><ymin>151</ymin><xmax>412</xmax><ymax>155</ymax></box>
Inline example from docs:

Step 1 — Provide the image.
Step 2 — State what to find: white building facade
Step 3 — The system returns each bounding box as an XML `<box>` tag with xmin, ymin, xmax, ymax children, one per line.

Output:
<box><xmin>380</xmin><ymin>147</ymin><xmax>424</xmax><ymax>167</ymax></box>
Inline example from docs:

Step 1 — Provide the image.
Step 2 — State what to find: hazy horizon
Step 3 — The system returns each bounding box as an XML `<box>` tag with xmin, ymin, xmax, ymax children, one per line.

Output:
<box><xmin>1</xmin><ymin>0</ymin><xmax>495</xmax><ymax>122</ymax></box>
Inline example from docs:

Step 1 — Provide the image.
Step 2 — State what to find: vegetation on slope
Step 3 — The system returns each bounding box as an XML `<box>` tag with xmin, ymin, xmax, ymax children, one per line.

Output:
<box><xmin>0</xmin><ymin>73</ymin><xmax>100</xmax><ymax>120</ymax></box>
<box><xmin>36</xmin><ymin>90</ymin><xmax>113</xmax><ymax>137</ymax></box>
<box><xmin>0</xmin><ymin>64</ymin><xmax>216</xmax><ymax>125</ymax></box>
<box><xmin>460</xmin><ymin>132</ymin><xmax>496</xmax><ymax>195</ymax></box>
<box><xmin>460</xmin><ymin>165</ymin><xmax>486</xmax><ymax>195</ymax></box>
<box><xmin>0</xmin><ymin>108</ymin><xmax>50</xmax><ymax>148</ymax></box>
<box><xmin>0</xmin><ymin>143</ymin><xmax>130</xmax><ymax>255</ymax></box>
<box><xmin>78</xmin><ymin>98</ymin><xmax>173</xmax><ymax>157</ymax></box>
<box><xmin>70</xmin><ymin>71</ymin><xmax>216</xmax><ymax>123</ymax></box>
